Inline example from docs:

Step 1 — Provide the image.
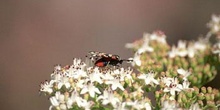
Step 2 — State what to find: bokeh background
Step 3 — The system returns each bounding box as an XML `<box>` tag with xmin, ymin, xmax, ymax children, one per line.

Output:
<box><xmin>1</xmin><ymin>0</ymin><xmax>220</xmax><ymax>110</ymax></box>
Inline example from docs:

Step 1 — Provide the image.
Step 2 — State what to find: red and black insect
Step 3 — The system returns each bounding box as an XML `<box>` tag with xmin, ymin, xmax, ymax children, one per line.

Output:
<box><xmin>86</xmin><ymin>51</ymin><xmax>133</xmax><ymax>67</ymax></box>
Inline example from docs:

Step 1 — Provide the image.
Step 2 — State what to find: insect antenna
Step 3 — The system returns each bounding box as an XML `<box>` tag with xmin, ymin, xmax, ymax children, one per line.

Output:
<box><xmin>121</xmin><ymin>59</ymin><xmax>133</xmax><ymax>63</ymax></box>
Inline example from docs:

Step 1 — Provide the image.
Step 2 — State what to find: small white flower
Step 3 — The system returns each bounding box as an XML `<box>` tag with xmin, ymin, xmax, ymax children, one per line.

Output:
<box><xmin>193</xmin><ymin>40</ymin><xmax>207</xmax><ymax>51</ymax></box>
<box><xmin>182</xmin><ymin>80</ymin><xmax>191</xmax><ymax>90</ymax></box>
<box><xmin>67</xmin><ymin>90</ymin><xmax>85</xmax><ymax>108</ymax></box>
<box><xmin>160</xmin><ymin>76</ymin><xmax>173</xmax><ymax>87</ymax></box>
<box><xmin>177</xmin><ymin>68</ymin><xmax>191</xmax><ymax>81</ymax></box>
<box><xmin>187</xmin><ymin>45</ymin><xmax>196</xmax><ymax>58</ymax></box>
<box><xmin>131</xmin><ymin>52</ymin><xmax>142</xmax><ymax>66</ymax></box>
<box><xmin>119</xmin><ymin>68</ymin><xmax>133</xmax><ymax>82</ymax></box>
<box><xmin>112</xmin><ymin>68</ymin><xmax>133</xmax><ymax>82</ymax></box>
<box><xmin>51</xmin><ymin>71</ymin><xmax>62</xmax><ymax>82</ymax></box>
<box><xmin>49</xmin><ymin>91</ymin><xmax>66</xmax><ymax>110</ymax></box>
<box><xmin>54</xmin><ymin>65</ymin><xmax>62</xmax><ymax>72</ymax></box>
<box><xmin>49</xmin><ymin>97</ymin><xmax>59</xmax><ymax>108</ymax></box>
<box><xmin>80</xmin><ymin>82</ymin><xmax>101</xmax><ymax>98</ymax></box>
<box><xmin>177</xmin><ymin>40</ymin><xmax>188</xmax><ymax>57</ymax></box>
<box><xmin>150</xmin><ymin>30</ymin><xmax>167</xmax><ymax>44</ymax></box>
<box><xmin>137</xmin><ymin>36</ymin><xmax>154</xmax><ymax>54</ymax></box>
<box><xmin>168</xmin><ymin>46</ymin><xmax>178</xmax><ymax>58</ymax></box>
<box><xmin>88</xmin><ymin>67</ymin><xmax>103</xmax><ymax>84</ymax></box>
<box><xmin>163</xmin><ymin>78</ymin><xmax>183</xmax><ymax>96</ymax></box>
<box><xmin>40</xmin><ymin>80</ymin><xmax>54</xmax><ymax>94</ymax></box>
<box><xmin>138</xmin><ymin>71</ymin><xmax>159</xmax><ymax>85</ymax></box>
<box><xmin>101</xmin><ymin>71</ymin><xmax>114</xmax><ymax>80</ymax></box>
<box><xmin>68</xmin><ymin>68</ymin><xmax>87</xmax><ymax>79</ymax></box>
<box><xmin>97</xmin><ymin>89</ymin><xmax>120</xmax><ymax>107</ymax></box>
<box><xmin>168</xmin><ymin>40</ymin><xmax>189</xmax><ymax>58</ymax></box>
<box><xmin>80</xmin><ymin>99</ymin><xmax>94</xmax><ymax>110</ymax></box>
<box><xmin>105</xmin><ymin>77</ymin><xmax>125</xmax><ymax>91</ymax></box>
<box><xmin>73</xmin><ymin>58</ymin><xmax>86</xmax><ymax>67</ymax></box>
<box><xmin>75</xmin><ymin>78</ymin><xmax>86</xmax><ymax>89</ymax></box>
<box><xmin>57</xmin><ymin>76</ymin><xmax>71</xmax><ymax>89</ymax></box>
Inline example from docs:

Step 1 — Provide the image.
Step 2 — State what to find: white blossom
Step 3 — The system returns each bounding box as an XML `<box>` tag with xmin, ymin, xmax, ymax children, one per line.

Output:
<box><xmin>40</xmin><ymin>80</ymin><xmax>54</xmax><ymax>94</ymax></box>
<box><xmin>105</xmin><ymin>77</ymin><xmax>125</xmax><ymax>91</ymax></box>
<box><xmin>130</xmin><ymin>52</ymin><xmax>142</xmax><ymax>66</ymax></box>
<box><xmin>88</xmin><ymin>67</ymin><xmax>103</xmax><ymax>84</ymax></box>
<box><xmin>138</xmin><ymin>71</ymin><xmax>159</xmax><ymax>85</ymax></box>
<box><xmin>177</xmin><ymin>68</ymin><xmax>191</xmax><ymax>81</ymax></box>
<box><xmin>66</xmin><ymin>90</ymin><xmax>85</xmax><ymax>108</ymax></box>
<box><xmin>150</xmin><ymin>30</ymin><xmax>167</xmax><ymax>44</ymax></box>
<box><xmin>57</xmin><ymin>76</ymin><xmax>71</xmax><ymax>89</ymax></box>
<box><xmin>163</xmin><ymin>78</ymin><xmax>183</xmax><ymax>96</ymax></box>
<box><xmin>49</xmin><ymin>91</ymin><xmax>66</xmax><ymax>110</ymax></box>
<box><xmin>80</xmin><ymin>82</ymin><xmax>101</xmax><ymax>98</ymax></box>
<box><xmin>97</xmin><ymin>89</ymin><xmax>120</xmax><ymax>107</ymax></box>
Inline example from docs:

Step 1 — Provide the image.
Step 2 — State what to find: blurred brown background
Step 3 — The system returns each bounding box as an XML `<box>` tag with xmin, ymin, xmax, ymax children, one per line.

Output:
<box><xmin>0</xmin><ymin>0</ymin><xmax>220</xmax><ymax>110</ymax></box>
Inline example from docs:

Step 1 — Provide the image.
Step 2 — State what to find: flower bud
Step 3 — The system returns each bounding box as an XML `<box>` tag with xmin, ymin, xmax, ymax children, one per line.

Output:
<box><xmin>197</xmin><ymin>72</ymin><xmax>202</xmax><ymax>80</ymax></box>
<box><xmin>204</xmin><ymin>64</ymin><xmax>210</xmax><ymax>73</ymax></box>
<box><xmin>64</xmin><ymin>92</ymin><xmax>69</xmax><ymax>101</ymax></box>
<box><xmin>205</xmin><ymin>93</ymin><xmax>211</xmax><ymax>101</ymax></box>
<box><xmin>69</xmin><ymin>78</ymin><xmax>73</xmax><ymax>84</ymax></box>
<box><xmin>177</xmin><ymin>93</ymin><xmax>183</xmax><ymax>103</ymax></box>
<box><xmin>54</xmin><ymin>83</ymin><xmax>58</xmax><ymax>90</ymax></box>
<box><xmin>186</xmin><ymin>90</ymin><xmax>193</xmax><ymax>98</ymax></box>
<box><xmin>206</xmin><ymin>100</ymin><xmax>215</xmax><ymax>107</ymax></box>
<box><xmin>192</xmin><ymin>77</ymin><xmax>198</xmax><ymax>85</ymax></box>
<box><xmin>207</xmin><ymin>87</ymin><xmax>212</xmax><ymax>93</ymax></box>
<box><xmin>201</xmin><ymin>87</ymin><xmax>207</xmax><ymax>94</ymax></box>
<box><xmin>155</xmin><ymin>91</ymin><xmax>160</xmax><ymax>99</ymax></box>
<box><xmin>197</xmin><ymin>93</ymin><xmax>204</xmax><ymax>100</ymax></box>
<box><xmin>193</xmin><ymin>87</ymin><xmax>199</xmax><ymax>95</ymax></box>
<box><xmin>84</xmin><ymin>93</ymin><xmax>89</xmax><ymax>100</ymax></box>
<box><xmin>210</xmin><ymin>93</ymin><xmax>215</xmax><ymax>100</ymax></box>
<box><xmin>207</xmin><ymin>71</ymin><xmax>213</xmax><ymax>78</ymax></box>
<box><xmin>182</xmin><ymin>94</ymin><xmax>187</xmax><ymax>103</ymax></box>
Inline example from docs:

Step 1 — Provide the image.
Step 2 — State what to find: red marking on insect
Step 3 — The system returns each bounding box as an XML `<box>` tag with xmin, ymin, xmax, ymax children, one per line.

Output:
<box><xmin>86</xmin><ymin>51</ymin><xmax>133</xmax><ymax>67</ymax></box>
<box><xmin>63</xmin><ymin>65</ymin><xmax>70</xmax><ymax>69</ymax></box>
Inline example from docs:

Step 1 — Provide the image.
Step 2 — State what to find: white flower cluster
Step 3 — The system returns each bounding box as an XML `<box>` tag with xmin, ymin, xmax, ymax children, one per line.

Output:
<box><xmin>40</xmin><ymin>58</ymin><xmax>152</xmax><ymax>110</ymax></box>
<box><xmin>126</xmin><ymin>30</ymin><xmax>167</xmax><ymax>54</ymax></box>
<box><xmin>168</xmin><ymin>39</ymin><xmax>207</xmax><ymax>58</ymax></box>
<box><xmin>161</xmin><ymin>68</ymin><xmax>193</xmax><ymax>99</ymax></box>
<box><xmin>159</xmin><ymin>68</ymin><xmax>198</xmax><ymax>109</ymax></box>
<box><xmin>126</xmin><ymin>31</ymin><xmax>167</xmax><ymax>66</ymax></box>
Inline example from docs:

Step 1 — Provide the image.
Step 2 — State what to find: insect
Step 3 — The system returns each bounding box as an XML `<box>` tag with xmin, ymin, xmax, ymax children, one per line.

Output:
<box><xmin>86</xmin><ymin>51</ymin><xmax>133</xmax><ymax>67</ymax></box>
